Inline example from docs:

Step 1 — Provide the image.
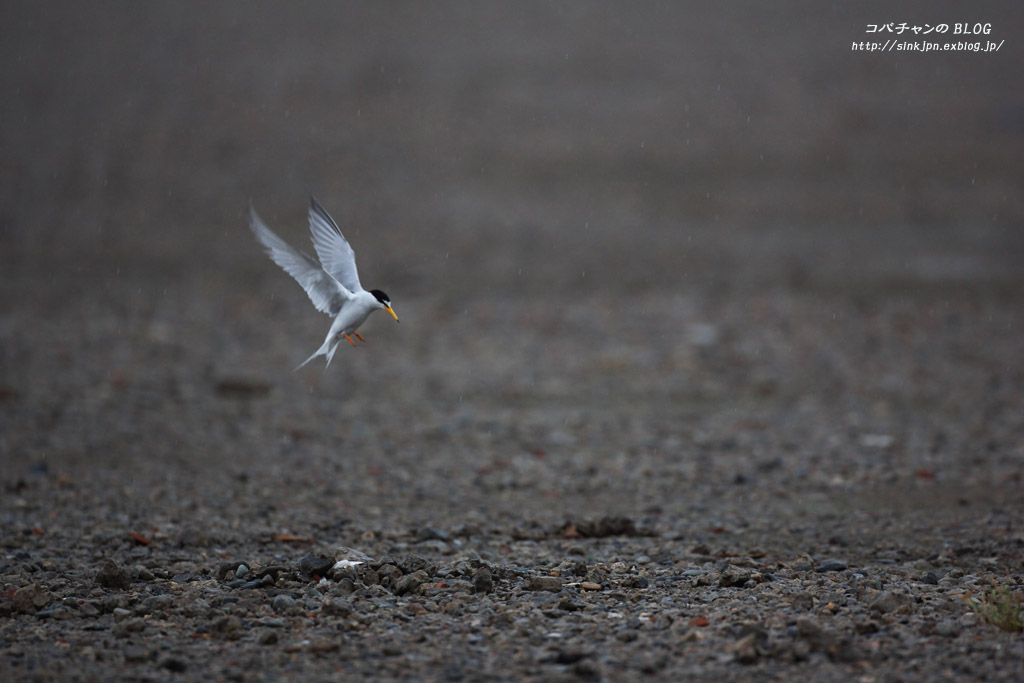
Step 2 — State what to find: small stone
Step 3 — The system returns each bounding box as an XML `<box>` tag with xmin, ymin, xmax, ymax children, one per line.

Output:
<box><xmin>558</xmin><ymin>597</ymin><xmax>585</xmax><ymax>612</ymax></box>
<box><xmin>114</xmin><ymin>618</ymin><xmax>147</xmax><ymax>637</ymax></box>
<box><xmin>718</xmin><ymin>568</ymin><xmax>752</xmax><ymax>588</ymax></box>
<box><xmin>296</xmin><ymin>554</ymin><xmax>334</xmax><ymax>578</ymax></box>
<box><xmin>254</xmin><ymin>565</ymin><xmax>287</xmax><ymax>581</ymax></box>
<box><xmin>136</xmin><ymin>567</ymin><xmax>155</xmax><ymax>582</ymax></box>
<box><xmin>142</xmin><ymin>595</ymin><xmax>173</xmax><ymax>614</ymax></box>
<box><xmin>472</xmin><ymin>568</ymin><xmax>493</xmax><ymax>594</ymax></box>
<box><xmin>320</xmin><ymin>598</ymin><xmax>352</xmax><ymax>617</ymax></box>
<box><xmin>210</xmin><ymin>615</ymin><xmax>244</xmax><ymax>640</ymax></box>
<box><xmin>415</xmin><ymin>527</ymin><xmax>451</xmax><ymax>543</ymax></box>
<box><xmin>377</xmin><ymin>564</ymin><xmax>403</xmax><ymax>587</ymax></box>
<box><xmin>815</xmin><ymin>560</ymin><xmax>847</xmax><ymax>573</ymax></box>
<box><xmin>791</xmin><ymin>592</ymin><xmax>815</xmax><ymax>611</ymax></box>
<box><xmin>795</xmin><ymin>617</ymin><xmax>823</xmax><ymax>641</ymax></box>
<box><xmin>13</xmin><ymin>584</ymin><xmax>48</xmax><ymax>614</ymax></box>
<box><xmin>123</xmin><ymin>646</ymin><xmax>150</xmax><ymax>663</ymax></box>
<box><xmin>112</xmin><ymin>607</ymin><xmax>132</xmax><ymax>621</ymax></box>
<box><xmin>935</xmin><ymin>620</ymin><xmax>960</xmax><ymax>637</ymax></box>
<box><xmin>160</xmin><ymin>657</ymin><xmax>188</xmax><ymax>673</ymax></box>
<box><xmin>395</xmin><ymin>554</ymin><xmax>429</xmax><ymax>574</ymax></box>
<box><xmin>77</xmin><ymin>600</ymin><xmax>100</xmax><ymax>617</ymax></box>
<box><xmin>868</xmin><ymin>591</ymin><xmax>911</xmax><ymax>614</ymax></box>
<box><xmin>271</xmin><ymin>594</ymin><xmax>296</xmax><ymax>613</ymax></box>
<box><xmin>526</xmin><ymin>576</ymin><xmax>563</xmax><ymax>592</ymax></box>
<box><xmin>580</xmin><ymin>581</ymin><xmax>602</xmax><ymax>591</ymax></box>
<box><xmin>96</xmin><ymin>559</ymin><xmax>131</xmax><ymax>590</ymax></box>
<box><xmin>235</xmin><ymin>564</ymin><xmax>250</xmax><ymax>579</ymax></box>
<box><xmin>258</xmin><ymin>630</ymin><xmax>279</xmax><ymax>645</ymax></box>
<box><xmin>921</xmin><ymin>571</ymin><xmax>941</xmax><ymax>585</ymax></box>
<box><xmin>730</xmin><ymin>633</ymin><xmax>762</xmax><ymax>664</ymax></box>
<box><xmin>394</xmin><ymin>570</ymin><xmax>429</xmax><ymax>596</ymax></box>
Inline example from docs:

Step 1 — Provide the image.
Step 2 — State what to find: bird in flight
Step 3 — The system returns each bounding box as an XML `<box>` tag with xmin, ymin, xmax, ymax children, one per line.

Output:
<box><xmin>249</xmin><ymin>197</ymin><xmax>399</xmax><ymax>370</ymax></box>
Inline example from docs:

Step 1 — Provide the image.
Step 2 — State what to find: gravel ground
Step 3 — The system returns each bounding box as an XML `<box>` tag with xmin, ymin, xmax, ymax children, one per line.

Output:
<box><xmin>2</xmin><ymin>2</ymin><xmax>1023</xmax><ymax>681</ymax></box>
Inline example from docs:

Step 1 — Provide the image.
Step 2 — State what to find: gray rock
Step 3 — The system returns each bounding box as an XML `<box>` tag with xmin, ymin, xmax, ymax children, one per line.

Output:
<box><xmin>869</xmin><ymin>590</ymin><xmax>912</xmax><ymax>614</ymax></box>
<box><xmin>210</xmin><ymin>615</ymin><xmax>244</xmax><ymax>640</ymax></box>
<box><xmin>160</xmin><ymin>657</ymin><xmax>188</xmax><ymax>673</ymax></box>
<box><xmin>472</xmin><ymin>567</ymin><xmax>493</xmax><ymax>594</ymax></box>
<box><xmin>96</xmin><ymin>559</ymin><xmax>131</xmax><ymax>590</ymax></box>
<box><xmin>123</xmin><ymin>646</ymin><xmax>151</xmax><ymax>663</ymax></box>
<box><xmin>815</xmin><ymin>560</ymin><xmax>847</xmax><ymax>573</ymax></box>
<box><xmin>271</xmin><ymin>594</ymin><xmax>296</xmax><ymax>612</ymax></box>
<box><xmin>13</xmin><ymin>584</ymin><xmax>49</xmax><ymax>614</ymax></box>
<box><xmin>718</xmin><ymin>568</ymin><xmax>752</xmax><ymax>588</ymax></box>
<box><xmin>394</xmin><ymin>570</ymin><xmax>430</xmax><ymax>596</ymax></box>
<box><xmin>295</xmin><ymin>554</ymin><xmax>334</xmax><ymax>578</ymax></box>
<box><xmin>415</xmin><ymin>526</ymin><xmax>451</xmax><ymax>543</ymax></box>
<box><xmin>142</xmin><ymin>594</ymin><xmax>173</xmax><ymax>614</ymax></box>
<box><xmin>526</xmin><ymin>576</ymin><xmax>563</xmax><ymax>592</ymax></box>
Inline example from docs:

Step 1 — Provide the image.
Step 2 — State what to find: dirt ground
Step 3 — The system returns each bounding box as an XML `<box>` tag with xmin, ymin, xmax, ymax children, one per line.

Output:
<box><xmin>2</xmin><ymin>2</ymin><xmax>1023</xmax><ymax>681</ymax></box>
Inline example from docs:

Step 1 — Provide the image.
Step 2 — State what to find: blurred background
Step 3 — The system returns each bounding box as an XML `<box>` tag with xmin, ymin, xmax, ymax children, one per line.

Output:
<box><xmin>1</xmin><ymin>2</ymin><xmax>1022</xmax><ymax>524</ymax></box>
<box><xmin>3</xmin><ymin>2</ymin><xmax>1021</xmax><ymax>292</ymax></box>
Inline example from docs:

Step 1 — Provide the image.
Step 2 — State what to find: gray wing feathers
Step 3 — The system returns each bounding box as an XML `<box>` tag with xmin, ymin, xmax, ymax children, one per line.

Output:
<box><xmin>249</xmin><ymin>205</ymin><xmax>352</xmax><ymax>315</ymax></box>
<box><xmin>308</xmin><ymin>196</ymin><xmax>362</xmax><ymax>292</ymax></box>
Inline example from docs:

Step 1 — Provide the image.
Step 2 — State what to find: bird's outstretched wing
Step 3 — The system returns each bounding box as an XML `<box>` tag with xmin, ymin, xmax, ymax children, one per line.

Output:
<box><xmin>249</xmin><ymin>204</ymin><xmax>353</xmax><ymax>315</ymax></box>
<box><xmin>308</xmin><ymin>197</ymin><xmax>362</xmax><ymax>293</ymax></box>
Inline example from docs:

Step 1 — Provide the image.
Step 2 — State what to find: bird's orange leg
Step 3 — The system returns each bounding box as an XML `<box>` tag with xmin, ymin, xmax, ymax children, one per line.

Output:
<box><xmin>343</xmin><ymin>334</ymin><xmax>357</xmax><ymax>347</ymax></box>
<box><xmin>354</xmin><ymin>332</ymin><xmax>366</xmax><ymax>342</ymax></box>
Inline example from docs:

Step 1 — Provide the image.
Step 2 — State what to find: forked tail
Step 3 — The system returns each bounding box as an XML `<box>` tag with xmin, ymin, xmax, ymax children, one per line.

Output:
<box><xmin>293</xmin><ymin>340</ymin><xmax>336</xmax><ymax>372</ymax></box>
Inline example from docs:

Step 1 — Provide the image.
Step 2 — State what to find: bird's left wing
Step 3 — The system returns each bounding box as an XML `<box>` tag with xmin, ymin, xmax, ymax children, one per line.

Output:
<box><xmin>249</xmin><ymin>205</ymin><xmax>352</xmax><ymax>315</ymax></box>
<box><xmin>308</xmin><ymin>197</ymin><xmax>362</xmax><ymax>293</ymax></box>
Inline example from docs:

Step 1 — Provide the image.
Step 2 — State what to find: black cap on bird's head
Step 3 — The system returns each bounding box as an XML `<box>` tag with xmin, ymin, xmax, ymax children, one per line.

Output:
<box><xmin>370</xmin><ymin>289</ymin><xmax>399</xmax><ymax>322</ymax></box>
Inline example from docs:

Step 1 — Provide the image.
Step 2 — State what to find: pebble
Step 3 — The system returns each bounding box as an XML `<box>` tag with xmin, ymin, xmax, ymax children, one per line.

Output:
<box><xmin>472</xmin><ymin>567</ymin><xmax>493</xmax><ymax>593</ymax></box>
<box><xmin>160</xmin><ymin>657</ymin><xmax>188</xmax><ymax>672</ymax></box>
<box><xmin>526</xmin><ymin>576</ymin><xmax>563</xmax><ymax>592</ymax></box>
<box><xmin>815</xmin><ymin>560</ymin><xmax>847</xmax><ymax>573</ymax></box>
<box><xmin>95</xmin><ymin>559</ymin><xmax>131</xmax><ymax>590</ymax></box>
<box><xmin>13</xmin><ymin>584</ymin><xmax>49</xmax><ymax>614</ymax></box>
<box><xmin>123</xmin><ymin>646</ymin><xmax>150</xmax><ymax>663</ymax></box>
<box><xmin>394</xmin><ymin>570</ymin><xmax>430</xmax><ymax>596</ymax></box>
<box><xmin>271</xmin><ymin>594</ymin><xmax>296</xmax><ymax>612</ymax></box>
<box><xmin>415</xmin><ymin>527</ymin><xmax>451</xmax><ymax>543</ymax></box>
<box><xmin>869</xmin><ymin>591</ymin><xmax>912</xmax><ymax>614</ymax></box>
<box><xmin>235</xmin><ymin>564</ymin><xmax>250</xmax><ymax>579</ymax></box>
<box><xmin>210</xmin><ymin>615</ymin><xmax>244</xmax><ymax>640</ymax></box>
<box><xmin>718</xmin><ymin>568</ymin><xmax>752</xmax><ymax>588</ymax></box>
<box><xmin>296</xmin><ymin>554</ymin><xmax>334</xmax><ymax>578</ymax></box>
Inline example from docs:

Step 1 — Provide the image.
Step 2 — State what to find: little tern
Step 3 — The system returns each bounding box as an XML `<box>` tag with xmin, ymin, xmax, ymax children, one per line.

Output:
<box><xmin>249</xmin><ymin>197</ymin><xmax>399</xmax><ymax>370</ymax></box>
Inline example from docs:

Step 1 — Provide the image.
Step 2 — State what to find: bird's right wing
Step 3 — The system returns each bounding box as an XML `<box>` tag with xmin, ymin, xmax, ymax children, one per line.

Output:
<box><xmin>249</xmin><ymin>205</ymin><xmax>353</xmax><ymax>315</ymax></box>
<box><xmin>308</xmin><ymin>197</ymin><xmax>362</xmax><ymax>293</ymax></box>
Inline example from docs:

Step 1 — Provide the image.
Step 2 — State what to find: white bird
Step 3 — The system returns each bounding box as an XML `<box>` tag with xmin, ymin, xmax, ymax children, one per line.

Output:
<box><xmin>249</xmin><ymin>197</ymin><xmax>399</xmax><ymax>370</ymax></box>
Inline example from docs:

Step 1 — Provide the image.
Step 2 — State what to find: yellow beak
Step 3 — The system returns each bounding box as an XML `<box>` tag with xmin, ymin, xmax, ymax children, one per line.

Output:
<box><xmin>385</xmin><ymin>306</ymin><xmax>399</xmax><ymax>322</ymax></box>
